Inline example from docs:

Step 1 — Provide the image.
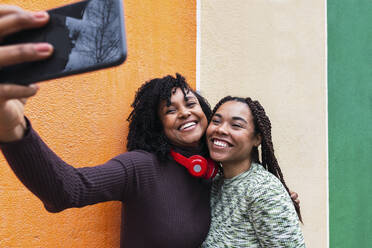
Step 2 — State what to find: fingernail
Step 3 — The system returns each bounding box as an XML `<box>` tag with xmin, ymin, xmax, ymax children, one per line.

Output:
<box><xmin>34</xmin><ymin>43</ymin><xmax>53</xmax><ymax>54</ymax></box>
<box><xmin>33</xmin><ymin>11</ymin><xmax>48</xmax><ymax>20</ymax></box>
<box><xmin>29</xmin><ymin>84</ymin><xmax>39</xmax><ymax>90</ymax></box>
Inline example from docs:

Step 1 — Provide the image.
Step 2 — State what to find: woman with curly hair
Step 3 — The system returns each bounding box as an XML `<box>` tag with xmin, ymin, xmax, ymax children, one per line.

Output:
<box><xmin>1</xmin><ymin>72</ymin><xmax>213</xmax><ymax>247</ymax></box>
<box><xmin>201</xmin><ymin>96</ymin><xmax>305</xmax><ymax>247</ymax></box>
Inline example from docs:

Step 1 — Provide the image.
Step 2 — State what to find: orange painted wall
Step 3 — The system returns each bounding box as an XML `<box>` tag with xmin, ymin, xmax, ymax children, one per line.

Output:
<box><xmin>0</xmin><ymin>0</ymin><xmax>196</xmax><ymax>247</ymax></box>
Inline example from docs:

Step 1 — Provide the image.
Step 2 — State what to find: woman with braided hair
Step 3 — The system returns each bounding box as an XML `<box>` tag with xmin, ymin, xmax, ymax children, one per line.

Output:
<box><xmin>201</xmin><ymin>96</ymin><xmax>305</xmax><ymax>247</ymax></box>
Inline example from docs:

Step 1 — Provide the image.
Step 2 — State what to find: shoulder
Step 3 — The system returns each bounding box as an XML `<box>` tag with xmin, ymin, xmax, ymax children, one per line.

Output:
<box><xmin>247</xmin><ymin>164</ymin><xmax>291</xmax><ymax>207</ymax></box>
<box><xmin>246</xmin><ymin>164</ymin><xmax>305</xmax><ymax>246</ymax></box>
<box><xmin>249</xmin><ymin>164</ymin><xmax>286</xmax><ymax>193</ymax></box>
<box><xmin>111</xmin><ymin>150</ymin><xmax>160</xmax><ymax>170</ymax></box>
<box><xmin>114</xmin><ymin>149</ymin><xmax>157</xmax><ymax>160</ymax></box>
<box><xmin>108</xmin><ymin>150</ymin><xmax>163</xmax><ymax>192</ymax></box>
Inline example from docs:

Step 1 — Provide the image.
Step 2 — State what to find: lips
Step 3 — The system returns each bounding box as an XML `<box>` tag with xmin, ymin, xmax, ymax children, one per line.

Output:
<box><xmin>179</xmin><ymin>121</ymin><xmax>197</xmax><ymax>131</ymax></box>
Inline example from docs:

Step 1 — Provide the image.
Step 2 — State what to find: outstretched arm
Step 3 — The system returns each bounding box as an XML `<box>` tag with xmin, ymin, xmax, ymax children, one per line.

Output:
<box><xmin>1</xmin><ymin>120</ymin><xmax>154</xmax><ymax>212</ymax></box>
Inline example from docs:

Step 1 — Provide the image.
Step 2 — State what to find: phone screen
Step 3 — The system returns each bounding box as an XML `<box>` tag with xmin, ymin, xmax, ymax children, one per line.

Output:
<box><xmin>0</xmin><ymin>0</ymin><xmax>127</xmax><ymax>85</ymax></box>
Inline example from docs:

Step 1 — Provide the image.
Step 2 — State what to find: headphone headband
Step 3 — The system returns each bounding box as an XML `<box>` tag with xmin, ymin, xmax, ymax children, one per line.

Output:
<box><xmin>170</xmin><ymin>150</ymin><xmax>191</xmax><ymax>169</ymax></box>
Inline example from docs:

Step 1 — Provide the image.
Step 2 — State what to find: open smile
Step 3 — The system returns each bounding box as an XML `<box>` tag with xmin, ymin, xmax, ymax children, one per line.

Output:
<box><xmin>178</xmin><ymin>121</ymin><xmax>197</xmax><ymax>131</ymax></box>
<box><xmin>210</xmin><ymin>138</ymin><xmax>233</xmax><ymax>148</ymax></box>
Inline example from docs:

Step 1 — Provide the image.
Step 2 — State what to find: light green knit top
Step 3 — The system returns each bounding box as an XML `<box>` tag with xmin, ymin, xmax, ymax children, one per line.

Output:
<box><xmin>201</xmin><ymin>163</ymin><xmax>305</xmax><ymax>248</ymax></box>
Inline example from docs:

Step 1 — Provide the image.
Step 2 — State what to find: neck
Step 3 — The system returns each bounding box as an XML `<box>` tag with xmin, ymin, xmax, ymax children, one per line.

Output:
<box><xmin>222</xmin><ymin>159</ymin><xmax>252</xmax><ymax>179</ymax></box>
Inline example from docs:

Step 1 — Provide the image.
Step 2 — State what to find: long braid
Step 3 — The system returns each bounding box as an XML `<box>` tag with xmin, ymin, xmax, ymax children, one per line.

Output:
<box><xmin>245</xmin><ymin>97</ymin><xmax>302</xmax><ymax>222</ymax></box>
<box><xmin>211</xmin><ymin>96</ymin><xmax>302</xmax><ymax>222</ymax></box>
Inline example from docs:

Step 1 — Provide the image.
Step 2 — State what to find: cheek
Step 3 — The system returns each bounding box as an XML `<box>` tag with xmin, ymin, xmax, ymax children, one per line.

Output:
<box><xmin>160</xmin><ymin>114</ymin><xmax>173</xmax><ymax>129</ymax></box>
<box><xmin>200</xmin><ymin>117</ymin><xmax>208</xmax><ymax>131</ymax></box>
<box><xmin>206</xmin><ymin>125</ymin><xmax>214</xmax><ymax>139</ymax></box>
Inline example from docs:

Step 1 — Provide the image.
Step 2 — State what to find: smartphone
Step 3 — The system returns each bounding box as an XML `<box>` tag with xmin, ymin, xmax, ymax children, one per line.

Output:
<box><xmin>0</xmin><ymin>0</ymin><xmax>127</xmax><ymax>85</ymax></box>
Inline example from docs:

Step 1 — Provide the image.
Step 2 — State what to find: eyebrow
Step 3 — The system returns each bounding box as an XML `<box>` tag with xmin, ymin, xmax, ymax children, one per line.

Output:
<box><xmin>232</xmin><ymin>116</ymin><xmax>248</xmax><ymax>124</ymax></box>
<box><xmin>214</xmin><ymin>113</ymin><xmax>248</xmax><ymax>124</ymax></box>
<box><xmin>186</xmin><ymin>96</ymin><xmax>197</xmax><ymax>102</ymax></box>
<box><xmin>170</xmin><ymin>95</ymin><xmax>196</xmax><ymax>104</ymax></box>
<box><xmin>166</xmin><ymin>95</ymin><xmax>197</xmax><ymax>107</ymax></box>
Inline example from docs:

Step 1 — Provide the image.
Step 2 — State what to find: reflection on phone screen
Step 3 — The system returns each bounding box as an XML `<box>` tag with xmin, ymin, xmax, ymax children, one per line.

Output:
<box><xmin>64</xmin><ymin>0</ymin><xmax>122</xmax><ymax>72</ymax></box>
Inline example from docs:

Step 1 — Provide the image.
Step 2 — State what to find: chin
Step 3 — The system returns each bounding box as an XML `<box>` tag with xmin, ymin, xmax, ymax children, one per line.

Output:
<box><xmin>209</xmin><ymin>153</ymin><xmax>226</xmax><ymax>163</ymax></box>
<box><xmin>180</xmin><ymin>138</ymin><xmax>200</xmax><ymax>147</ymax></box>
<box><xmin>185</xmin><ymin>134</ymin><xmax>203</xmax><ymax>144</ymax></box>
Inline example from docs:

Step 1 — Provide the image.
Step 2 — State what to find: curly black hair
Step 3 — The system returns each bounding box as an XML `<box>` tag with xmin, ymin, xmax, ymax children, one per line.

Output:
<box><xmin>126</xmin><ymin>73</ymin><xmax>212</xmax><ymax>160</ymax></box>
<box><xmin>211</xmin><ymin>96</ymin><xmax>302</xmax><ymax>222</ymax></box>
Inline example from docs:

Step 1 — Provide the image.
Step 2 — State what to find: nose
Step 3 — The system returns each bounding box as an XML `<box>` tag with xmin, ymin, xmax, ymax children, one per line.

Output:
<box><xmin>178</xmin><ymin>107</ymin><xmax>191</xmax><ymax>119</ymax></box>
<box><xmin>216</xmin><ymin>122</ymin><xmax>228</xmax><ymax>135</ymax></box>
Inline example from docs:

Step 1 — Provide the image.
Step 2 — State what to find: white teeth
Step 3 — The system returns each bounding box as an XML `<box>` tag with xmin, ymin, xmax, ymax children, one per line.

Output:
<box><xmin>213</xmin><ymin>140</ymin><xmax>228</xmax><ymax>148</ymax></box>
<box><xmin>180</xmin><ymin>122</ymin><xmax>196</xmax><ymax>130</ymax></box>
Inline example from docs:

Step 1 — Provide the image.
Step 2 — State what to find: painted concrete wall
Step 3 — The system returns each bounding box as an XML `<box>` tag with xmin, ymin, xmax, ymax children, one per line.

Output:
<box><xmin>199</xmin><ymin>0</ymin><xmax>327</xmax><ymax>247</ymax></box>
<box><xmin>0</xmin><ymin>0</ymin><xmax>196</xmax><ymax>247</ymax></box>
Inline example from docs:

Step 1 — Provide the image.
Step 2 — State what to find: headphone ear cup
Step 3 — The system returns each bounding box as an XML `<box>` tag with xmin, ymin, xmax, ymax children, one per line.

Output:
<box><xmin>188</xmin><ymin>155</ymin><xmax>207</xmax><ymax>177</ymax></box>
<box><xmin>204</xmin><ymin>158</ymin><xmax>218</xmax><ymax>179</ymax></box>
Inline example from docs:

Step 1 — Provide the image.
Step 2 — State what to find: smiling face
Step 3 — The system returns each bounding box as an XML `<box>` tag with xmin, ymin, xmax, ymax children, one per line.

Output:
<box><xmin>158</xmin><ymin>87</ymin><xmax>208</xmax><ymax>148</ymax></box>
<box><xmin>206</xmin><ymin>100</ymin><xmax>261</xmax><ymax>176</ymax></box>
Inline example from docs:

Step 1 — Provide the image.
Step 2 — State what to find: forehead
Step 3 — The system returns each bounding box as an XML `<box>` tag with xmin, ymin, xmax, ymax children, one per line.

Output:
<box><xmin>158</xmin><ymin>87</ymin><xmax>197</xmax><ymax>108</ymax></box>
<box><xmin>168</xmin><ymin>87</ymin><xmax>197</xmax><ymax>104</ymax></box>
<box><xmin>215</xmin><ymin>101</ymin><xmax>253</xmax><ymax>120</ymax></box>
<box><xmin>171</xmin><ymin>87</ymin><xmax>195</xmax><ymax>98</ymax></box>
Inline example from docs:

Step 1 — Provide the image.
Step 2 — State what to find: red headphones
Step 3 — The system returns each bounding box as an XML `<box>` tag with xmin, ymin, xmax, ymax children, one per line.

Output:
<box><xmin>170</xmin><ymin>150</ymin><xmax>219</xmax><ymax>179</ymax></box>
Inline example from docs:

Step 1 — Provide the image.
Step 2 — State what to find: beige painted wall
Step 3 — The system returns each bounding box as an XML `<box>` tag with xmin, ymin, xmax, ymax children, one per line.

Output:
<box><xmin>199</xmin><ymin>0</ymin><xmax>327</xmax><ymax>247</ymax></box>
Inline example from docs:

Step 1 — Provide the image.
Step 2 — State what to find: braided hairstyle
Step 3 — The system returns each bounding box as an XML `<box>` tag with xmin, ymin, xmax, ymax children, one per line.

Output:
<box><xmin>211</xmin><ymin>96</ymin><xmax>302</xmax><ymax>222</ymax></box>
<box><xmin>127</xmin><ymin>73</ymin><xmax>212</xmax><ymax>161</ymax></box>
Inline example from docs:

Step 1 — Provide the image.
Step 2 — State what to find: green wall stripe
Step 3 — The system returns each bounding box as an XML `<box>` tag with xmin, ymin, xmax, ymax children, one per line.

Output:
<box><xmin>328</xmin><ymin>0</ymin><xmax>372</xmax><ymax>247</ymax></box>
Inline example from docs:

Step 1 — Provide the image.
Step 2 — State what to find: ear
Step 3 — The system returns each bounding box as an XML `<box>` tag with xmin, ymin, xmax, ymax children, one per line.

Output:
<box><xmin>254</xmin><ymin>133</ymin><xmax>262</xmax><ymax>147</ymax></box>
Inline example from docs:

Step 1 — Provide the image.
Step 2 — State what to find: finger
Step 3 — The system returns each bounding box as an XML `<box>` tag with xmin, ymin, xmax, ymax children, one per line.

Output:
<box><xmin>19</xmin><ymin>98</ymin><xmax>28</xmax><ymax>105</ymax></box>
<box><xmin>0</xmin><ymin>84</ymin><xmax>39</xmax><ymax>101</ymax></box>
<box><xmin>290</xmin><ymin>191</ymin><xmax>298</xmax><ymax>198</ymax></box>
<box><xmin>290</xmin><ymin>191</ymin><xmax>300</xmax><ymax>205</ymax></box>
<box><xmin>19</xmin><ymin>84</ymin><xmax>39</xmax><ymax>104</ymax></box>
<box><xmin>0</xmin><ymin>8</ymin><xmax>49</xmax><ymax>38</ymax></box>
<box><xmin>0</xmin><ymin>43</ymin><xmax>53</xmax><ymax>67</ymax></box>
<box><xmin>0</xmin><ymin>5</ymin><xmax>23</xmax><ymax>17</ymax></box>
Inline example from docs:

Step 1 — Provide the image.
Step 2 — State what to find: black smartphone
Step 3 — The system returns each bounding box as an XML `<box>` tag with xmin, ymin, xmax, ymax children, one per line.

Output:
<box><xmin>0</xmin><ymin>0</ymin><xmax>127</xmax><ymax>85</ymax></box>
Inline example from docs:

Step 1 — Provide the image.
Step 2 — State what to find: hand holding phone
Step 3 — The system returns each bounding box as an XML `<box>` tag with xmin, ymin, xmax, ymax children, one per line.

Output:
<box><xmin>0</xmin><ymin>5</ymin><xmax>54</xmax><ymax>68</ymax></box>
<box><xmin>0</xmin><ymin>0</ymin><xmax>127</xmax><ymax>85</ymax></box>
<box><xmin>0</xmin><ymin>5</ymin><xmax>53</xmax><ymax>142</ymax></box>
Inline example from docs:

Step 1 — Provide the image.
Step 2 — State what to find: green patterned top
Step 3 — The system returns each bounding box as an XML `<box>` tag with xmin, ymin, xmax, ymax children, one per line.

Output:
<box><xmin>201</xmin><ymin>163</ymin><xmax>305</xmax><ymax>248</ymax></box>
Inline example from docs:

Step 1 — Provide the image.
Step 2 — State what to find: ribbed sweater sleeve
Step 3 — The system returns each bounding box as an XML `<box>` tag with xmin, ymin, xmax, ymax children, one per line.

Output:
<box><xmin>0</xmin><ymin>120</ymin><xmax>155</xmax><ymax>213</ymax></box>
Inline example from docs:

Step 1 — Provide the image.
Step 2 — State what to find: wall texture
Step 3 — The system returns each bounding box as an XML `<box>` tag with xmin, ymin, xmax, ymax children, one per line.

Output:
<box><xmin>199</xmin><ymin>0</ymin><xmax>327</xmax><ymax>247</ymax></box>
<box><xmin>328</xmin><ymin>0</ymin><xmax>372</xmax><ymax>247</ymax></box>
<box><xmin>0</xmin><ymin>0</ymin><xmax>196</xmax><ymax>247</ymax></box>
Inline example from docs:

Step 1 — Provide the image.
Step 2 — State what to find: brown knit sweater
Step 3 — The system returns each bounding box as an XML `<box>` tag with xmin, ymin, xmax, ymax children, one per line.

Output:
<box><xmin>0</xmin><ymin>121</ymin><xmax>211</xmax><ymax>247</ymax></box>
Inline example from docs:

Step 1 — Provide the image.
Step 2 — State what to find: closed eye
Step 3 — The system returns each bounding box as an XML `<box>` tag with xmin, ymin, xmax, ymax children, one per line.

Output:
<box><xmin>186</xmin><ymin>102</ymin><xmax>197</xmax><ymax>107</ymax></box>
<box><xmin>165</xmin><ymin>109</ymin><xmax>176</xmax><ymax>114</ymax></box>
<box><xmin>232</xmin><ymin>124</ymin><xmax>242</xmax><ymax>128</ymax></box>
